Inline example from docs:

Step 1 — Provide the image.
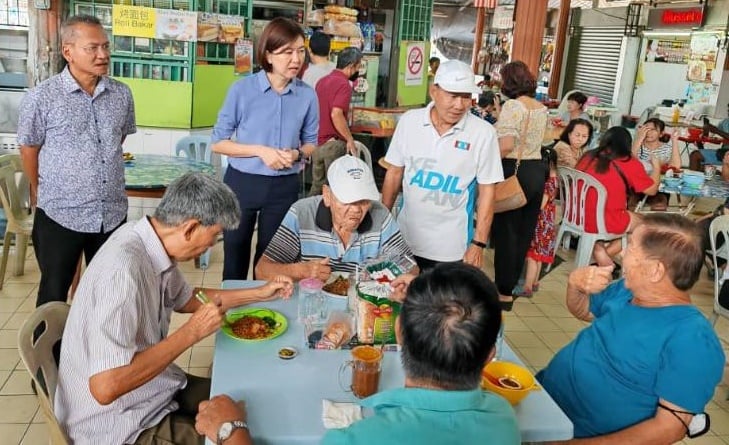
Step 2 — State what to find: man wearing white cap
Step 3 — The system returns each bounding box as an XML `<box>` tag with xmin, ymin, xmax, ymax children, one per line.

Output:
<box><xmin>382</xmin><ymin>59</ymin><xmax>503</xmax><ymax>271</ymax></box>
<box><xmin>256</xmin><ymin>155</ymin><xmax>414</xmax><ymax>281</ymax></box>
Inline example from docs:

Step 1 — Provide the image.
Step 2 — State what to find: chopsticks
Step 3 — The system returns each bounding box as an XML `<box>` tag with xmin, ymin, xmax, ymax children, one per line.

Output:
<box><xmin>195</xmin><ymin>290</ymin><xmax>231</xmax><ymax>328</ymax></box>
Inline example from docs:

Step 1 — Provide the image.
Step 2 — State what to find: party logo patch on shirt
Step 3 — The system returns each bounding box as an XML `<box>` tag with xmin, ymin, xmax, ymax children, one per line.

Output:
<box><xmin>454</xmin><ymin>140</ymin><xmax>471</xmax><ymax>151</ymax></box>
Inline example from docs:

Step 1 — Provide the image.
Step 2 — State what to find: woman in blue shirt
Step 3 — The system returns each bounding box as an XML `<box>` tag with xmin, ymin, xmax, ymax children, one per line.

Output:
<box><xmin>211</xmin><ymin>18</ymin><xmax>319</xmax><ymax>280</ymax></box>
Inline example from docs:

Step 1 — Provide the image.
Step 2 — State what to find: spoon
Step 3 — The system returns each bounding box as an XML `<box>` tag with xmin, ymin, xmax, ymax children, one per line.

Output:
<box><xmin>195</xmin><ymin>290</ymin><xmax>232</xmax><ymax>328</ymax></box>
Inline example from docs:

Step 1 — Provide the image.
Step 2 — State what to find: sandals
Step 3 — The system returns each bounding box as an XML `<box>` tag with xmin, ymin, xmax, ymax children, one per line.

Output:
<box><xmin>512</xmin><ymin>284</ymin><xmax>534</xmax><ymax>298</ymax></box>
<box><xmin>499</xmin><ymin>299</ymin><xmax>515</xmax><ymax>312</ymax></box>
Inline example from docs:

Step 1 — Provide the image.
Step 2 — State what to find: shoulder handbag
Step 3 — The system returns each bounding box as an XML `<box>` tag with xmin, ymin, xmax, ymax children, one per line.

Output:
<box><xmin>611</xmin><ymin>161</ymin><xmax>640</xmax><ymax>209</ymax></box>
<box><xmin>493</xmin><ymin>103</ymin><xmax>530</xmax><ymax>213</ymax></box>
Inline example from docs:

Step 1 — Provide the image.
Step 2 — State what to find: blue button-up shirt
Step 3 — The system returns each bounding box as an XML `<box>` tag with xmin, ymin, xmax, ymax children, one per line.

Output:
<box><xmin>17</xmin><ymin>67</ymin><xmax>135</xmax><ymax>233</ymax></box>
<box><xmin>211</xmin><ymin>70</ymin><xmax>319</xmax><ymax>176</ymax></box>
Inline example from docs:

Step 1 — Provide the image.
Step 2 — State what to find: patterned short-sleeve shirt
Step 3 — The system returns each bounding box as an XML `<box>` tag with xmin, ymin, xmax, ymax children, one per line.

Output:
<box><xmin>17</xmin><ymin>67</ymin><xmax>136</xmax><ymax>233</ymax></box>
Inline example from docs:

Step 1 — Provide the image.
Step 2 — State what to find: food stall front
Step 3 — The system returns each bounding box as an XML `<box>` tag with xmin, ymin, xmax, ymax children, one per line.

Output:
<box><xmin>0</xmin><ymin>0</ymin><xmax>29</xmax><ymax>150</ymax></box>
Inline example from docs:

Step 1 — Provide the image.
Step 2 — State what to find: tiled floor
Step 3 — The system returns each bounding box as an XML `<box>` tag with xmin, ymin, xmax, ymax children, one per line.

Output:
<box><xmin>1</xmin><ymin>238</ymin><xmax>728</xmax><ymax>444</ymax></box>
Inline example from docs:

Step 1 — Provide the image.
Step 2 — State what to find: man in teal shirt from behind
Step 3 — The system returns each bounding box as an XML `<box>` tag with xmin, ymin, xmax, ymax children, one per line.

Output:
<box><xmin>321</xmin><ymin>263</ymin><xmax>520</xmax><ymax>445</ymax></box>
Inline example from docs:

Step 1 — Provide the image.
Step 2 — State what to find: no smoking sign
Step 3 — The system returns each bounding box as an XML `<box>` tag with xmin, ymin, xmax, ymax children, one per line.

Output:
<box><xmin>404</xmin><ymin>42</ymin><xmax>426</xmax><ymax>86</ymax></box>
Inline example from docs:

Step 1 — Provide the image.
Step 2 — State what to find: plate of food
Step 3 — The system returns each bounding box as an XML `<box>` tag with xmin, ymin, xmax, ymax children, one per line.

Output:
<box><xmin>123</xmin><ymin>152</ymin><xmax>135</xmax><ymax>165</ymax></box>
<box><xmin>222</xmin><ymin>308</ymin><xmax>287</xmax><ymax>342</ymax></box>
<box><xmin>322</xmin><ymin>273</ymin><xmax>350</xmax><ymax>299</ymax></box>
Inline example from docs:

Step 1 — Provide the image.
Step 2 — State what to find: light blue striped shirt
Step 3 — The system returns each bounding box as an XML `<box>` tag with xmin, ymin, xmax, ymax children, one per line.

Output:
<box><xmin>55</xmin><ymin>217</ymin><xmax>193</xmax><ymax>445</ymax></box>
<box><xmin>262</xmin><ymin>196</ymin><xmax>412</xmax><ymax>272</ymax></box>
<box><xmin>211</xmin><ymin>70</ymin><xmax>319</xmax><ymax>176</ymax></box>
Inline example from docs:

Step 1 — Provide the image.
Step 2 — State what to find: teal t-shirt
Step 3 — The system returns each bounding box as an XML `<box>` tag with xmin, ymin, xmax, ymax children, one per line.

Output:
<box><xmin>320</xmin><ymin>388</ymin><xmax>520</xmax><ymax>445</ymax></box>
<box><xmin>537</xmin><ymin>279</ymin><xmax>725</xmax><ymax>438</ymax></box>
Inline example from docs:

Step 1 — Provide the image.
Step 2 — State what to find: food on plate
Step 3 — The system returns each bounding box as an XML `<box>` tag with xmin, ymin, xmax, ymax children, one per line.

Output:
<box><xmin>220</xmin><ymin>23</ymin><xmax>243</xmax><ymax>43</ymax></box>
<box><xmin>230</xmin><ymin>315</ymin><xmax>277</xmax><ymax>340</ymax></box>
<box><xmin>278</xmin><ymin>346</ymin><xmax>297</xmax><ymax>359</ymax></box>
<box><xmin>323</xmin><ymin>275</ymin><xmax>349</xmax><ymax>296</ymax></box>
<box><xmin>123</xmin><ymin>152</ymin><xmax>135</xmax><ymax>161</ymax></box>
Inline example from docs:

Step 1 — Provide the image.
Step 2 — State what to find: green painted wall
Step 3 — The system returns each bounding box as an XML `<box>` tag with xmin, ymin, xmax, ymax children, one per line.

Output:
<box><xmin>396</xmin><ymin>41</ymin><xmax>429</xmax><ymax>107</ymax></box>
<box><xmin>192</xmin><ymin>65</ymin><xmax>241</xmax><ymax>128</ymax></box>
<box><xmin>117</xmin><ymin>78</ymin><xmax>193</xmax><ymax>128</ymax></box>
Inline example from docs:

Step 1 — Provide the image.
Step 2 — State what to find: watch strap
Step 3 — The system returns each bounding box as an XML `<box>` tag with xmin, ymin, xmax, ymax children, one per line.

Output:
<box><xmin>217</xmin><ymin>420</ymin><xmax>249</xmax><ymax>445</ymax></box>
<box><xmin>471</xmin><ymin>239</ymin><xmax>487</xmax><ymax>249</ymax></box>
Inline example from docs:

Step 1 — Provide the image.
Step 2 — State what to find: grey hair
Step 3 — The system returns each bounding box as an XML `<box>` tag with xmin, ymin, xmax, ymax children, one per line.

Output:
<box><xmin>153</xmin><ymin>172</ymin><xmax>241</xmax><ymax>230</ymax></box>
<box><xmin>336</xmin><ymin>47</ymin><xmax>363</xmax><ymax>69</ymax></box>
<box><xmin>61</xmin><ymin>15</ymin><xmax>103</xmax><ymax>44</ymax></box>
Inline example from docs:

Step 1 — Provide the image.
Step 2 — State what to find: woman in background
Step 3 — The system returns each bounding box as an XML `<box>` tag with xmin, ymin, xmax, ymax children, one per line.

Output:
<box><xmin>554</xmin><ymin>118</ymin><xmax>593</xmax><ymax>168</ymax></box>
<box><xmin>576</xmin><ymin>127</ymin><xmax>660</xmax><ymax>266</ymax></box>
<box><xmin>492</xmin><ymin>61</ymin><xmax>548</xmax><ymax>311</ymax></box>
<box><xmin>211</xmin><ymin>18</ymin><xmax>319</xmax><ymax>280</ymax></box>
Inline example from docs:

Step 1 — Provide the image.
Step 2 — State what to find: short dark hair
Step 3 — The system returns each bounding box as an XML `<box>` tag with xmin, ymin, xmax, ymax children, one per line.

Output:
<box><xmin>580</xmin><ymin>126</ymin><xmax>632</xmax><ymax>174</ymax></box>
<box><xmin>429</xmin><ymin>56</ymin><xmax>440</xmax><ymax>65</ymax></box>
<box><xmin>566</xmin><ymin>91</ymin><xmax>588</xmax><ymax>107</ymax></box>
<box><xmin>308</xmin><ymin>31</ymin><xmax>331</xmax><ymax>57</ymax></box>
<box><xmin>716</xmin><ymin>148</ymin><xmax>729</xmax><ymax>163</ymax></box>
<box><xmin>256</xmin><ymin>17</ymin><xmax>305</xmax><ymax>73</ymax></box>
<box><xmin>644</xmin><ymin>117</ymin><xmax>666</xmax><ymax>133</ymax></box>
<box><xmin>500</xmin><ymin>60</ymin><xmax>536</xmax><ymax>99</ymax></box>
<box><xmin>478</xmin><ymin>91</ymin><xmax>496</xmax><ymax>108</ymax></box>
<box><xmin>61</xmin><ymin>15</ymin><xmax>103</xmax><ymax>44</ymax></box>
<box><xmin>336</xmin><ymin>47</ymin><xmax>362</xmax><ymax>70</ymax></box>
<box><xmin>559</xmin><ymin>118</ymin><xmax>594</xmax><ymax>148</ymax></box>
<box><xmin>639</xmin><ymin>213</ymin><xmax>704</xmax><ymax>291</ymax></box>
<box><xmin>400</xmin><ymin>263</ymin><xmax>501</xmax><ymax>390</ymax></box>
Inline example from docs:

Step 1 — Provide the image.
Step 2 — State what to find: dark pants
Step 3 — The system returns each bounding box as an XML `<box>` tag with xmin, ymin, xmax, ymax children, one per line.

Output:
<box><xmin>414</xmin><ymin>255</ymin><xmax>461</xmax><ymax>272</ymax></box>
<box><xmin>133</xmin><ymin>374</ymin><xmax>211</xmax><ymax>445</ymax></box>
<box><xmin>33</xmin><ymin>208</ymin><xmax>123</xmax><ymax>308</ymax></box>
<box><xmin>223</xmin><ymin>168</ymin><xmax>299</xmax><ymax>280</ymax></box>
<box><xmin>492</xmin><ymin>159</ymin><xmax>547</xmax><ymax>296</ymax></box>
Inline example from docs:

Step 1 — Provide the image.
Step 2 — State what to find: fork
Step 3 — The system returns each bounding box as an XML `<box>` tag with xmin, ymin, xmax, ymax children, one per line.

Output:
<box><xmin>195</xmin><ymin>290</ymin><xmax>232</xmax><ymax>328</ymax></box>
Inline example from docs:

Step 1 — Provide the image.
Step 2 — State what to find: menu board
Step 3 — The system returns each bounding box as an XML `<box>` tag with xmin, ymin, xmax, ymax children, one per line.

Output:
<box><xmin>197</xmin><ymin>13</ymin><xmax>245</xmax><ymax>43</ymax></box>
<box><xmin>155</xmin><ymin>9</ymin><xmax>197</xmax><ymax>42</ymax></box>
<box><xmin>234</xmin><ymin>39</ymin><xmax>253</xmax><ymax>75</ymax></box>
<box><xmin>687</xmin><ymin>33</ymin><xmax>720</xmax><ymax>84</ymax></box>
<box><xmin>645</xmin><ymin>39</ymin><xmax>690</xmax><ymax>64</ymax></box>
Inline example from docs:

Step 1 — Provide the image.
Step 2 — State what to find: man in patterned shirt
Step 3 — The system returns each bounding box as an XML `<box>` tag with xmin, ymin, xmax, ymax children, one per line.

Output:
<box><xmin>17</xmin><ymin>15</ymin><xmax>136</xmax><ymax>308</ymax></box>
<box><xmin>256</xmin><ymin>155</ymin><xmax>415</xmax><ymax>282</ymax></box>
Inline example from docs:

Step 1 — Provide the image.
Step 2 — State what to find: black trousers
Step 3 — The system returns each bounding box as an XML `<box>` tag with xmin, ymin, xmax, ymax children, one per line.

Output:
<box><xmin>33</xmin><ymin>208</ymin><xmax>123</xmax><ymax>307</ymax></box>
<box><xmin>492</xmin><ymin>159</ymin><xmax>547</xmax><ymax>296</ymax></box>
<box><xmin>223</xmin><ymin>168</ymin><xmax>299</xmax><ymax>280</ymax></box>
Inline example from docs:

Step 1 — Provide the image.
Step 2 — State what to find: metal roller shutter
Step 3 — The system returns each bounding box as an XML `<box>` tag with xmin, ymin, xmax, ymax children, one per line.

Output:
<box><xmin>563</xmin><ymin>27</ymin><xmax>624</xmax><ymax>104</ymax></box>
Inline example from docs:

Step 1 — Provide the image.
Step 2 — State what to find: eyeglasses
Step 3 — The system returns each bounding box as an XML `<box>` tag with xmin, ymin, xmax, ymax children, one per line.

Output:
<box><xmin>77</xmin><ymin>43</ymin><xmax>111</xmax><ymax>55</ymax></box>
<box><xmin>270</xmin><ymin>47</ymin><xmax>306</xmax><ymax>59</ymax></box>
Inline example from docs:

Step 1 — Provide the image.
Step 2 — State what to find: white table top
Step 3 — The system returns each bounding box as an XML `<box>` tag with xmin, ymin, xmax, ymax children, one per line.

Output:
<box><xmin>210</xmin><ymin>280</ymin><xmax>574</xmax><ymax>444</ymax></box>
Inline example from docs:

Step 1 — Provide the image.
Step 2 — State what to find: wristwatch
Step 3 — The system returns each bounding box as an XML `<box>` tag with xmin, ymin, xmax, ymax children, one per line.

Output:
<box><xmin>217</xmin><ymin>420</ymin><xmax>249</xmax><ymax>444</ymax></box>
<box><xmin>295</xmin><ymin>149</ymin><xmax>304</xmax><ymax>162</ymax></box>
<box><xmin>471</xmin><ymin>239</ymin><xmax>488</xmax><ymax>249</ymax></box>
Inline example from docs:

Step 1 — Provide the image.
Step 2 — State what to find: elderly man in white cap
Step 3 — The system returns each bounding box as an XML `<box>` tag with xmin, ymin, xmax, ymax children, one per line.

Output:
<box><xmin>256</xmin><ymin>155</ymin><xmax>415</xmax><ymax>281</ymax></box>
<box><xmin>381</xmin><ymin>59</ymin><xmax>503</xmax><ymax>271</ymax></box>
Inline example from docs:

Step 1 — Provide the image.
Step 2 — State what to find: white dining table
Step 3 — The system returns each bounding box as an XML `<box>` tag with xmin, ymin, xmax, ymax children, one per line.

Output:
<box><xmin>209</xmin><ymin>280</ymin><xmax>574</xmax><ymax>444</ymax></box>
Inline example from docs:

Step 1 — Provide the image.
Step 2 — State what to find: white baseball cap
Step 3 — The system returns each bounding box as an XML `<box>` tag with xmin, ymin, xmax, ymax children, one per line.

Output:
<box><xmin>327</xmin><ymin>155</ymin><xmax>380</xmax><ymax>204</ymax></box>
<box><xmin>434</xmin><ymin>60</ymin><xmax>481</xmax><ymax>95</ymax></box>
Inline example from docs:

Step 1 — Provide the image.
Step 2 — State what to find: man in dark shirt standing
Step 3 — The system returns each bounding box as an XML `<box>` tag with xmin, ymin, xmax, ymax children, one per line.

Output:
<box><xmin>309</xmin><ymin>47</ymin><xmax>363</xmax><ymax>196</ymax></box>
<box><xmin>17</xmin><ymin>15</ymin><xmax>136</xmax><ymax>307</ymax></box>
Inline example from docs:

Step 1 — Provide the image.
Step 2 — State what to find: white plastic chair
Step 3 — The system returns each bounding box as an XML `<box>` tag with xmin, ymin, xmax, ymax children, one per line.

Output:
<box><xmin>0</xmin><ymin>160</ymin><xmax>33</xmax><ymax>288</ymax></box>
<box><xmin>709</xmin><ymin>216</ymin><xmax>729</xmax><ymax>326</ymax></box>
<box><xmin>175</xmin><ymin>135</ymin><xmax>212</xmax><ymax>163</ymax></box>
<box><xmin>174</xmin><ymin>136</ymin><xmax>213</xmax><ymax>270</ymax></box>
<box><xmin>555</xmin><ymin>167</ymin><xmax>626</xmax><ymax>268</ymax></box>
<box><xmin>17</xmin><ymin>302</ymin><xmax>71</xmax><ymax>445</ymax></box>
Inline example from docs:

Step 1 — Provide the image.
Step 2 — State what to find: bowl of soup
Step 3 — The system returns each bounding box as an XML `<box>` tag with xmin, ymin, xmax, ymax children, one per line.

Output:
<box><xmin>481</xmin><ymin>361</ymin><xmax>540</xmax><ymax>405</ymax></box>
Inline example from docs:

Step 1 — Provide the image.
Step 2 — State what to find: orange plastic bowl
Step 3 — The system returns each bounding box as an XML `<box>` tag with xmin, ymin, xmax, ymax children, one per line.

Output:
<box><xmin>481</xmin><ymin>361</ymin><xmax>541</xmax><ymax>405</ymax></box>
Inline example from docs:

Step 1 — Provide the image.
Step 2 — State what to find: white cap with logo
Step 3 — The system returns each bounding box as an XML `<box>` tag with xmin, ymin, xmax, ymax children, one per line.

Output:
<box><xmin>327</xmin><ymin>155</ymin><xmax>380</xmax><ymax>204</ymax></box>
<box><xmin>434</xmin><ymin>60</ymin><xmax>481</xmax><ymax>95</ymax></box>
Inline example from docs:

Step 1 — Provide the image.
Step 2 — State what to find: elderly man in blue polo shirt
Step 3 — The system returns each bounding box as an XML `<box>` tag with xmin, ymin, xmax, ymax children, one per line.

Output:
<box><xmin>256</xmin><ymin>155</ymin><xmax>414</xmax><ymax>281</ymax></box>
<box><xmin>321</xmin><ymin>263</ymin><xmax>520</xmax><ymax>444</ymax></box>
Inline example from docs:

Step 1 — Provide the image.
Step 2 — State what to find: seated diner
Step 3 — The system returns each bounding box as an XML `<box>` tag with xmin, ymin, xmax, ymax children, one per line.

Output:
<box><xmin>554</xmin><ymin>118</ymin><xmax>594</xmax><ymax>168</ymax></box>
<box><xmin>321</xmin><ymin>263</ymin><xmax>520</xmax><ymax>444</ymax></box>
<box><xmin>575</xmin><ymin>126</ymin><xmax>660</xmax><ymax>267</ymax></box>
<box><xmin>538</xmin><ymin>213</ymin><xmax>725</xmax><ymax>443</ymax></box>
<box><xmin>255</xmin><ymin>155</ymin><xmax>415</xmax><ymax>281</ymax></box>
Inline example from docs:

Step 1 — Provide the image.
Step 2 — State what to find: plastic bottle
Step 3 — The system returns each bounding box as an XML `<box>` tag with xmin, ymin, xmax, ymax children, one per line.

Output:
<box><xmin>672</xmin><ymin>104</ymin><xmax>680</xmax><ymax>124</ymax></box>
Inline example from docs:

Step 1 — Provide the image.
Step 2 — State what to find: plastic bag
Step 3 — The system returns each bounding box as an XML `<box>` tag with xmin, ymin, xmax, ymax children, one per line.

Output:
<box><xmin>317</xmin><ymin>311</ymin><xmax>355</xmax><ymax>349</ymax></box>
